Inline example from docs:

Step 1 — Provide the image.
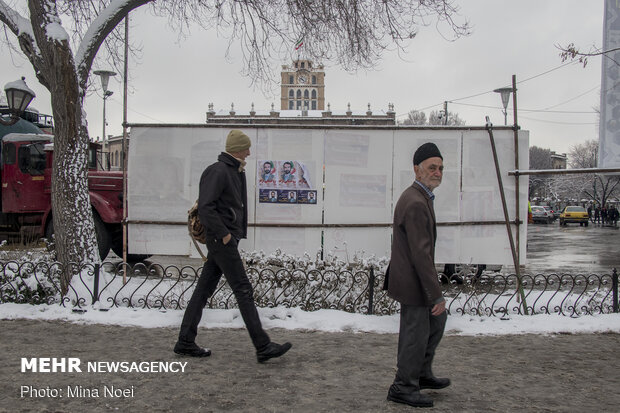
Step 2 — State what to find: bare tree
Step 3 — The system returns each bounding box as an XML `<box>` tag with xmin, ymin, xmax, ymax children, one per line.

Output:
<box><xmin>428</xmin><ymin>110</ymin><xmax>465</xmax><ymax>126</ymax></box>
<box><xmin>529</xmin><ymin>146</ymin><xmax>552</xmax><ymax>199</ymax></box>
<box><xmin>568</xmin><ymin>140</ymin><xmax>620</xmax><ymax>207</ymax></box>
<box><xmin>568</xmin><ymin>139</ymin><xmax>598</xmax><ymax>169</ymax></box>
<box><xmin>401</xmin><ymin>110</ymin><xmax>427</xmax><ymax>125</ymax></box>
<box><xmin>400</xmin><ymin>109</ymin><xmax>465</xmax><ymax>126</ymax></box>
<box><xmin>0</xmin><ymin>0</ymin><xmax>469</xmax><ymax>292</ymax></box>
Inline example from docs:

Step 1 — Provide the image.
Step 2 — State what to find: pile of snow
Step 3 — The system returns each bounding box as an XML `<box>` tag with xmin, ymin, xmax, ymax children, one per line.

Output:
<box><xmin>2</xmin><ymin>303</ymin><xmax>620</xmax><ymax>336</ymax></box>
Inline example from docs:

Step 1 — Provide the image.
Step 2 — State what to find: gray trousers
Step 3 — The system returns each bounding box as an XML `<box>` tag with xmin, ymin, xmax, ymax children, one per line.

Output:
<box><xmin>393</xmin><ymin>303</ymin><xmax>447</xmax><ymax>392</ymax></box>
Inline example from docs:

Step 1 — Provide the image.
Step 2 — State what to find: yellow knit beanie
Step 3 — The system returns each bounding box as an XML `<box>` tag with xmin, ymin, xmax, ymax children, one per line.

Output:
<box><xmin>226</xmin><ymin>130</ymin><xmax>251</xmax><ymax>153</ymax></box>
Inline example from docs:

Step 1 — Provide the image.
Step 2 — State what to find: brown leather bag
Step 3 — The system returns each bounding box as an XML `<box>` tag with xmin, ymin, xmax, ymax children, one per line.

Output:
<box><xmin>188</xmin><ymin>200</ymin><xmax>207</xmax><ymax>261</ymax></box>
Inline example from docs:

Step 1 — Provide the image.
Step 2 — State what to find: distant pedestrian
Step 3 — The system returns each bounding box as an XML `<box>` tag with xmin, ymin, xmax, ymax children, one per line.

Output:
<box><xmin>602</xmin><ymin>206</ymin><xmax>608</xmax><ymax>225</ymax></box>
<box><xmin>174</xmin><ymin>130</ymin><xmax>292</xmax><ymax>363</ymax></box>
<box><xmin>587</xmin><ymin>205</ymin><xmax>592</xmax><ymax>222</ymax></box>
<box><xmin>595</xmin><ymin>207</ymin><xmax>601</xmax><ymax>224</ymax></box>
<box><xmin>384</xmin><ymin>142</ymin><xmax>449</xmax><ymax>409</ymax></box>
<box><xmin>610</xmin><ymin>206</ymin><xmax>619</xmax><ymax>227</ymax></box>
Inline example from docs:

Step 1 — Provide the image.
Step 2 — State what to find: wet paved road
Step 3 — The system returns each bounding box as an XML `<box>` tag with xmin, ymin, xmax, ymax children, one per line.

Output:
<box><xmin>524</xmin><ymin>221</ymin><xmax>619</xmax><ymax>274</ymax></box>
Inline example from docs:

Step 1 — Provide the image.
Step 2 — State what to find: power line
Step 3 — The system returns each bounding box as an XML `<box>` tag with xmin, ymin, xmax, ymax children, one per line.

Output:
<box><xmin>450</xmin><ymin>101</ymin><xmax>597</xmax><ymax>114</ymax></box>
<box><xmin>518</xmin><ymin>114</ymin><xmax>598</xmax><ymax>125</ymax></box>
<box><xmin>401</xmin><ymin>60</ymin><xmax>589</xmax><ymax>118</ymax></box>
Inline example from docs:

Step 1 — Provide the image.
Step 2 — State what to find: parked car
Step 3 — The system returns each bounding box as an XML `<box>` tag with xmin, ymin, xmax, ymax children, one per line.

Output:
<box><xmin>542</xmin><ymin>206</ymin><xmax>557</xmax><ymax>221</ymax></box>
<box><xmin>531</xmin><ymin>205</ymin><xmax>554</xmax><ymax>224</ymax></box>
<box><xmin>559</xmin><ymin>206</ymin><xmax>589</xmax><ymax>226</ymax></box>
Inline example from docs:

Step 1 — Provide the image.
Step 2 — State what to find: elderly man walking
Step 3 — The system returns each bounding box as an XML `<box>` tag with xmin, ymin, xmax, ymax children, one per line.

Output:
<box><xmin>384</xmin><ymin>142</ymin><xmax>449</xmax><ymax>408</ymax></box>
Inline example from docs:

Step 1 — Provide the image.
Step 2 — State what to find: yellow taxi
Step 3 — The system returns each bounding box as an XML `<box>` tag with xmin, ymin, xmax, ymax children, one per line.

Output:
<box><xmin>559</xmin><ymin>206</ymin><xmax>589</xmax><ymax>227</ymax></box>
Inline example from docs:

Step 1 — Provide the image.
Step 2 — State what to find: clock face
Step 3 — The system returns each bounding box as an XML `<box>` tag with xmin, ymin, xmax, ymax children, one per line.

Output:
<box><xmin>298</xmin><ymin>75</ymin><xmax>307</xmax><ymax>84</ymax></box>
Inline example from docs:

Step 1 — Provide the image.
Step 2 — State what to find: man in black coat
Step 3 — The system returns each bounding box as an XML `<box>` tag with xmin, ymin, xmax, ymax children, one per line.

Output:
<box><xmin>174</xmin><ymin>130</ymin><xmax>292</xmax><ymax>363</ymax></box>
<box><xmin>385</xmin><ymin>142</ymin><xmax>449</xmax><ymax>408</ymax></box>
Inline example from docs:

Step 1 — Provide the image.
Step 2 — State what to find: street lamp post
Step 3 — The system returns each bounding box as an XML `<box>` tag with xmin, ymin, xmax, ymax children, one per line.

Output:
<box><xmin>93</xmin><ymin>70</ymin><xmax>116</xmax><ymax>169</ymax></box>
<box><xmin>0</xmin><ymin>77</ymin><xmax>36</xmax><ymax>126</ymax></box>
<box><xmin>493</xmin><ymin>87</ymin><xmax>512</xmax><ymax>126</ymax></box>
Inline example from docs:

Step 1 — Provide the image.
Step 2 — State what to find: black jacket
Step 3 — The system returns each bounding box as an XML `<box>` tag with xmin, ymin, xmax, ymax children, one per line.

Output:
<box><xmin>198</xmin><ymin>152</ymin><xmax>248</xmax><ymax>241</ymax></box>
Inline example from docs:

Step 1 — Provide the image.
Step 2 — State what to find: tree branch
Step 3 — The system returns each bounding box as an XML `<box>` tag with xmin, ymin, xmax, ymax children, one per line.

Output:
<box><xmin>0</xmin><ymin>1</ymin><xmax>47</xmax><ymax>86</ymax></box>
<box><xmin>557</xmin><ymin>43</ymin><xmax>620</xmax><ymax>67</ymax></box>
<box><xmin>74</xmin><ymin>0</ymin><xmax>153</xmax><ymax>94</ymax></box>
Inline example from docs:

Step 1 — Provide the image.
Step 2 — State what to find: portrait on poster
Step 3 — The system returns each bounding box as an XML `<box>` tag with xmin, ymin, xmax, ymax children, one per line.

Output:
<box><xmin>258</xmin><ymin>160</ymin><xmax>315</xmax><ymax>204</ymax></box>
<box><xmin>259</xmin><ymin>189</ymin><xmax>279</xmax><ymax>203</ymax></box>
<box><xmin>297</xmin><ymin>190</ymin><xmax>318</xmax><ymax>204</ymax></box>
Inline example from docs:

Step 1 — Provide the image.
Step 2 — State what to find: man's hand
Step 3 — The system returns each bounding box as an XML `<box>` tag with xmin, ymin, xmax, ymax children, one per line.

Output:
<box><xmin>431</xmin><ymin>300</ymin><xmax>446</xmax><ymax>316</ymax></box>
<box><xmin>223</xmin><ymin>233</ymin><xmax>232</xmax><ymax>245</ymax></box>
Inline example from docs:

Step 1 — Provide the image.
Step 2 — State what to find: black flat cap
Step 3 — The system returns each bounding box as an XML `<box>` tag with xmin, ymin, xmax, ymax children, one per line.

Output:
<box><xmin>413</xmin><ymin>142</ymin><xmax>443</xmax><ymax>165</ymax></box>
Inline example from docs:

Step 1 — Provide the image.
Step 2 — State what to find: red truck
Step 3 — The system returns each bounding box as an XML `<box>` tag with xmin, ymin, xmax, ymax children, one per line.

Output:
<box><xmin>0</xmin><ymin>129</ymin><xmax>126</xmax><ymax>260</ymax></box>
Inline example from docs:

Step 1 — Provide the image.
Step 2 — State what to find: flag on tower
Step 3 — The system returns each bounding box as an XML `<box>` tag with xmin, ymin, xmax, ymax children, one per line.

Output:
<box><xmin>295</xmin><ymin>38</ymin><xmax>304</xmax><ymax>50</ymax></box>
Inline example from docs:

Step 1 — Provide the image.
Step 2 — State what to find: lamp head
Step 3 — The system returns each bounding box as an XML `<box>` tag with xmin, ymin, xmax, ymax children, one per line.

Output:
<box><xmin>493</xmin><ymin>87</ymin><xmax>513</xmax><ymax>110</ymax></box>
<box><xmin>93</xmin><ymin>70</ymin><xmax>117</xmax><ymax>93</ymax></box>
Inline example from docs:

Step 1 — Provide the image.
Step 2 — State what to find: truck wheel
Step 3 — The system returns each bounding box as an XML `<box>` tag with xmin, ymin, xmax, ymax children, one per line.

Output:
<box><xmin>45</xmin><ymin>214</ymin><xmax>111</xmax><ymax>260</ymax></box>
<box><xmin>111</xmin><ymin>228</ymin><xmax>151</xmax><ymax>262</ymax></box>
<box><xmin>93</xmin><ymin>213</ymin><xmax>111</xmax><ymax>260</ymax></box>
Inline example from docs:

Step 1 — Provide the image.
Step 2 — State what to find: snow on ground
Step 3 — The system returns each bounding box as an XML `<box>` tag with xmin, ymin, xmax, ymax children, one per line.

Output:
<box><xmin>2</xmin><ymin>303</ymin><xmax>620</xmax><ymax>336</ymax></box>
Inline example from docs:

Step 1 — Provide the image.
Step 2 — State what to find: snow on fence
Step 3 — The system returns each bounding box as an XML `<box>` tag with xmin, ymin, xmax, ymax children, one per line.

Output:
<box><xmin>0</xmin><ymin>260</ymin><xmax>618</xmax><ymax>317</ymax></box>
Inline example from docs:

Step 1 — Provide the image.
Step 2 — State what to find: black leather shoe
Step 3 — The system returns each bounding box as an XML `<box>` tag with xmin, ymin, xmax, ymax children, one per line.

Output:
<box><xmin>173</xmin><ymin>341</ymin><xmax>211</xmax><ymax>357</ymax></box>
<box><xmin>256</xmin><ymin>342</ymin><xmax>292</xmax><ymax>363</ymax></box>
<box><xmin>387</xmin><ymin>385</ymin><xmax>433</xmax><ymax>408</ymax></box>
<box><xmin>419</xmin><ymin>376</ymin><xmax>451</xmax><ymax>390</ymax></box>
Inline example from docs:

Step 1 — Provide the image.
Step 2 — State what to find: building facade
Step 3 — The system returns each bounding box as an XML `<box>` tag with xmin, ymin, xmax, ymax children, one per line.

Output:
<box><xmin>280</xmin><ymin>59</ymin><xmax>325</xmax><ymax>111</ymax></box>
<box><xmin>550</xmin><ymin>151</ymin><xmax>567</xmax><ymax>169</ymax></box>
<box><xmin>206</xmin><ymin>59</ymin><xmax>395</xmax><ymax>126</ymax></box>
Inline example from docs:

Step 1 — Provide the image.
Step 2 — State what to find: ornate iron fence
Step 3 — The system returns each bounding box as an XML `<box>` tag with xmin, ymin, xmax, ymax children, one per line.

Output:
<box><xmin>0</xmin><ymin>260</ymin><xmax>618</xmax><ymax>317</ymax></box>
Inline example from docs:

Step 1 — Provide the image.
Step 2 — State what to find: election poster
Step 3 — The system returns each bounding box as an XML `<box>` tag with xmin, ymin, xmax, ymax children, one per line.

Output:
<box><xmin>257</xmin><ymin>160</ymin><xmax>317</xmax><ymax>204</ymax></box>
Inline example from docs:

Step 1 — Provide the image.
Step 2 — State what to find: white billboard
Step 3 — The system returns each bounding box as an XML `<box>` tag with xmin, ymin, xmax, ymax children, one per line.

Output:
<box><xmin>127</xmin><ymin>125</ymin><xmax>528</xmax><ymax>265</ymax></box>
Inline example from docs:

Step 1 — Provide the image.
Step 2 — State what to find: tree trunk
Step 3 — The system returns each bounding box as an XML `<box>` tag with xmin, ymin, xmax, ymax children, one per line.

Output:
<box><xmin>30</xmin><ymin>2</ymin><xmax>99</xmax><ymax>294</ymax></box>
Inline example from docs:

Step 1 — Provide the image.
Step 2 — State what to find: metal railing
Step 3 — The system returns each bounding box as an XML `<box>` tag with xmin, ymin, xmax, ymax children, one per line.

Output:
<box><xmin>0</xmin><ymin>260</ymin><xmax>618</xmax><ymax>317</ymax></box>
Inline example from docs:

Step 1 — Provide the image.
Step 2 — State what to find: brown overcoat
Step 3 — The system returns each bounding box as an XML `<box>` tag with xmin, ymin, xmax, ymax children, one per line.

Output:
<box><xmin>385</xmin><ymin>182</ymin><xmax>443</xmax><ymax>306</ymax></box>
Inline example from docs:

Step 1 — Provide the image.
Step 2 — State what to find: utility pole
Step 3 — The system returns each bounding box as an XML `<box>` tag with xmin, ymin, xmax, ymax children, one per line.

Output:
<box><xmin>443</xmin><ymin>101</ymin><xmax>448</xmax><ymax>125</ymax></box>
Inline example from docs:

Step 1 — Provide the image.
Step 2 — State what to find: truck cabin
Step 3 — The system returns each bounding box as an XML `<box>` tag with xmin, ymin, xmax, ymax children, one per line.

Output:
<box><xmin>1</xmin><ymin>134</ymin><xmax>50</xmax><ymax>176</ymax></box>
<box><xmin>1</xmin><ymin>134</ymin><xmax>103</xmax><ymax>175</ymax></box>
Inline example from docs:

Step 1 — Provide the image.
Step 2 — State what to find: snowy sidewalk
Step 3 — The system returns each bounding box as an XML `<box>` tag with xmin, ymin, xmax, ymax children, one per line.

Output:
<box><xmin>1</xmin><ymin>318</ymin><xmax>620</xmax><ymax>412</ymax></box>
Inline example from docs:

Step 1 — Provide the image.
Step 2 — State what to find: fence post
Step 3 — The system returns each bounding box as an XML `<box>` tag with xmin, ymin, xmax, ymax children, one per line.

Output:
<box><xmin>367</xmin><ymin>267</ymin><xmax>375</xmax><ymax>315</ymax></box>
<box><xmin>92</xmin><ymin>264</ymin><xmax>100</xmax><ymax>305</ymax></box>
<box><xmin>613</xmin><ymin>268</ymin><xmax>618</xmax><ymax>313</ymax></box>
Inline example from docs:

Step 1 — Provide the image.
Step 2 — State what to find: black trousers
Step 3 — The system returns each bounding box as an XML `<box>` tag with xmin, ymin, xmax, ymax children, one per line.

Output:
<box><xmin>178</xmin><ymin>238</ymin><xmax>271</xmax><ymax>350</ymax></box>
<box><xmin>392</xmin><ymin>304</ymin><xmax>447</xmax><ymax>392</ymax></box>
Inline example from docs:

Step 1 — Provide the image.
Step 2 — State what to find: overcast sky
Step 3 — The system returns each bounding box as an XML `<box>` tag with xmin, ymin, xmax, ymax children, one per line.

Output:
<box><xmin>1</xmin><ymin>1</ymin><xmax>605</xmax><ymax>156</ymax></box>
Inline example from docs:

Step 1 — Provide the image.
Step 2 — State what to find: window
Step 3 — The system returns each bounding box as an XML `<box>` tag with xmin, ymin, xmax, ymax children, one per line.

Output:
<box><xmin>296</xmin><ymin>100</ymin><xmax>302</xmax><ymax>109</ymax></box>
<box><xmin>311</xmin><ymin>89</ymin><xmax>317</xmax><ymax>99</ymax></box>
<box><xmin>289</xmin><ymin>75</ymin><xmax>294</xmax><ymax>84</ymax></box>
<box><xmin>289</xmin><ymin>101</ymin><xmax>294</xmax><ymax>109</ymax></box>
<box><xmin>296</xmin><ymin>89</ymin><xmax>302</xmax><ymax>99</ymax></box>
<box><xmin>289</xmin><ymin>89</ymin><xmax>294</xmax><ymax>98</ymax></box>
<box><xmin>88</xmin><ymin>146</ymin><xmax>98</xmax><ymax>169</ymax></box>
<box><xmin>303</xmin><ymin>90</ymin><xmax>309</xmax><ymax>99</ymax></box>
<box><xmin>18</xmin><ymin>143</ymin><xmax>45</xmax><ymax>175</ymax></box>
<box><xmin>312</xmin><ymin>101</ymin><xmax>317</xmax><ymax>110</ymax></box>
<box><xmin>3</xmin><ymin>142</ymin><xmax>16</xmax><ymax>165</ymax></box>
<box><xmin>312</xmin><ymin>75</ymin><xmax>316</xmax><ymax>85</ymax></box>
<box><xmin>301</xmin><ymin>61</ymin><xmax>305</xmax><ymax>69</ymax></box>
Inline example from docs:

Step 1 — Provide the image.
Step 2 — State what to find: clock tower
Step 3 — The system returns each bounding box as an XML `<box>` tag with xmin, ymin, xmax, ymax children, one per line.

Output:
<box><xmin>280</xmin><ymin>59</ymin><xmax>325</xmax><ymax>111</ymax></box>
